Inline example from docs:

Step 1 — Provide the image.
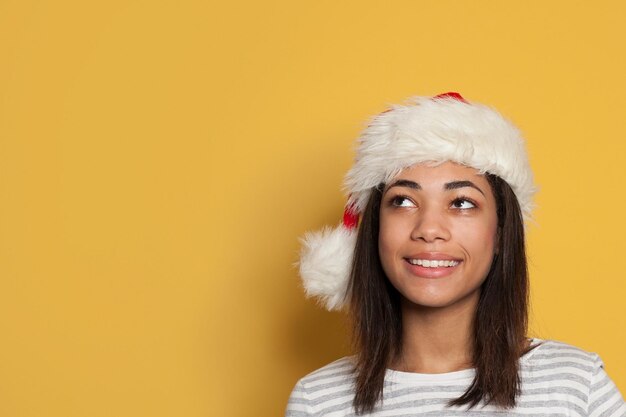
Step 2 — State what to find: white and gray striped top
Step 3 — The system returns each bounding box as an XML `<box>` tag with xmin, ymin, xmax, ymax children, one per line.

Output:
<box><xmin>286</xmin><ymin>339</ymin><xmax>625</xmax><ymax>416</ymax></box>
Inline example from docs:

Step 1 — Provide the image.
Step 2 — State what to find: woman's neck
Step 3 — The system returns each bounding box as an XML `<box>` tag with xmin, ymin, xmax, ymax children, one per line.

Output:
<box><xmin>390</xmin><ymin>294</ymin><xmax>478</xmax><ymax>374</ymax></box>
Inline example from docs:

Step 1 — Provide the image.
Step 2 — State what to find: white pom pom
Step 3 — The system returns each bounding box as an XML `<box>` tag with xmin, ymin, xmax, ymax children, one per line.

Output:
<box><xmin>296</xmin><ymin>225</ymin><xmax>357</xmax><ymax>311</ymax></box>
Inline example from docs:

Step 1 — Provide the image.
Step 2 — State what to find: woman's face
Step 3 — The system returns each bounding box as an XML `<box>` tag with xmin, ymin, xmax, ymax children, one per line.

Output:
<box><xmin>378</xmin><ymin>161</ymin><xmax>499</xmax><ymax>310</ymax></box>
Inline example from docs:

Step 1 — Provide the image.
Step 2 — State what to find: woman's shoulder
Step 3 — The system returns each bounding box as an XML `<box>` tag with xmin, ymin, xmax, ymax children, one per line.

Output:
<box><xmin>285</xmin><ymin>356</ymin><xmax>357</xmax><ymax>416</ymax></box>
<box><xmin>296</xmin><ymin>355</ymin><xmax>357</xmax><ymax>387</ymax></box>
<box><xmin>523</xmin><ymin>338</ymin><xmax>625</xmax><ymax>414</ymax></box>
<box><xmin>523</xmin><ymin>337</ymin><xmax>606</xmax><ymax>375</ymax></box>
<box><xmin>526</xmin><ymin>337</ymin><xmax>602</xmax><ymax>363</ymax></box>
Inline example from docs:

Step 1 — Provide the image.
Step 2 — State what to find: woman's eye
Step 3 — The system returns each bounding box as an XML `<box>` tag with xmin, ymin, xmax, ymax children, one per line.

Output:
<box><xmin>391</xmin><ymin>196</ymin><xmax>415</xmax><ymax>208</ymax></box>
<box><xmin>451</xmin><ymin>198</ymin><xmax>476</xmax><ymax>209</ymax></box>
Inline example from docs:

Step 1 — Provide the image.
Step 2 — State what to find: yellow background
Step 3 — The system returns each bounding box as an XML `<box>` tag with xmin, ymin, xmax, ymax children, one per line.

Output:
<box><xmin>1</xmin><ymin>1</ymin><xmax>624</xmax><ymax>416</ymax></box>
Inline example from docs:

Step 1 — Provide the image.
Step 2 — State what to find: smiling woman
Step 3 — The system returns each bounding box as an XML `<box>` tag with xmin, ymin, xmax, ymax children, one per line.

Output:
<box><xmin>286</xmin><ymin>93</ymin><xmax>626</xmax><ymax>416</ymax></box>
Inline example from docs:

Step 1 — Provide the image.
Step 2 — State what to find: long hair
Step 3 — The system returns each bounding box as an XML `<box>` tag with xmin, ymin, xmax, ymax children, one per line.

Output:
<box><xmin>346</xmin><ymin>173</ymin><xmax>532</xmax><ymax>414</ymax></box>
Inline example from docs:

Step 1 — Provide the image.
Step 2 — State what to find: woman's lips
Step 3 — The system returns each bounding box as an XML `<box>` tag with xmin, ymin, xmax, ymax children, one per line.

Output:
<box><xmin>403</xmin><ymin>257</ymin><xmax>462</xmax><ymax>278</ymax></box>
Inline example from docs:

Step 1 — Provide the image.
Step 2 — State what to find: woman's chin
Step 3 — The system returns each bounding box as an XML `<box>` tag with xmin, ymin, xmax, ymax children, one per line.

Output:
<box><xmin>399</xmin><ymin>290</ymin><xmax>481</xmax><ymax>311</ymax></box>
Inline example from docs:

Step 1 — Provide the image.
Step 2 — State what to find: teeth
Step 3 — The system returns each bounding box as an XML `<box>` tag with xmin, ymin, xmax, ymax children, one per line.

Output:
<box><xmin>407</xmin><ymin>259</ymin><xmax>460</xmax><ymax>267</ymax></box>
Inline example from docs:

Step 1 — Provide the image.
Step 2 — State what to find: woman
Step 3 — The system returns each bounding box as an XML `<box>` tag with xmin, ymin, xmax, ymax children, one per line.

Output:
<box><xmin>286</xmin><ymin>93</ymin><xmax>625</xmax><ymax>416</ymax></box>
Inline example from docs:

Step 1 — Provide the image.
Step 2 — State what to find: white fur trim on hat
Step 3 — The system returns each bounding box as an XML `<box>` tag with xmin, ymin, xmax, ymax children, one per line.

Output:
<box><xmin>298</xmin><ymin>94</ymin><xmax>536</xmax><ymax>311</ymax></box>
<box><xmin>297</xmin><ymin>225</ymin><xmax>357</xmax><ymax>311</ymax></box>
<box><xmin>344</xmin><ymin>95</ymin><xmax>536</xmax><ymax>220</ymax></box>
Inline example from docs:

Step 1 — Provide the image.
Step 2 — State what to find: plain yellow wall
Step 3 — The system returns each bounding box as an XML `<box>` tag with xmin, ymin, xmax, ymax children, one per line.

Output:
<box><xmin>1</xmin><ymin>1</ymin><xmax>625</xmax><ymax>416</ymax></box>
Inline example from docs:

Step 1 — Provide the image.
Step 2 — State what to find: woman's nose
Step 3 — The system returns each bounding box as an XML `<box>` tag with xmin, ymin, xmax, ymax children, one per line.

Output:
<box><xmin>410</xmin><ymin>208</ymin><xmax>451</xmax><ymax>243</ymax></box>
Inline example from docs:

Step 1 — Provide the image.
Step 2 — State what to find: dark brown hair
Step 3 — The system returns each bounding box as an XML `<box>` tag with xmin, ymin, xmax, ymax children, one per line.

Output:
<box><xmin>346</xmin><ymin>173</ymin><xmax>533</xmax><ymax>414</ymax></box>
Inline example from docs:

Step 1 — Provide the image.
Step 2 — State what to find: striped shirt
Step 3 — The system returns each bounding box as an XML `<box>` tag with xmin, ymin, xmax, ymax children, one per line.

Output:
<box><xmin>286</xmin><ymin>338</ymin><xmax>625</xmax><ymax>416</ymax></box>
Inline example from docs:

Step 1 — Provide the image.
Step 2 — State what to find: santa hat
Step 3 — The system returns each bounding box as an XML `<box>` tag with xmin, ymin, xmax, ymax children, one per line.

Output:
<box><xmin>298</xmin><ymin>92</ymin><xmax>536</xmax><ymax>311</ymax></box>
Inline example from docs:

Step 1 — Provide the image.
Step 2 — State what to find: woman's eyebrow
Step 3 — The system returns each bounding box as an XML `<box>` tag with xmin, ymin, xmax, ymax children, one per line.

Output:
<box><xmin>444</xmin><ymin>180</ymin><xmax>485</xmax><ymax>196</ymax></box>
<box><xmin>384</xmin><ymin>179</ymin><xmax>485</xmax><ymax>196</ymax></box>
<box><xmin>385</xmin><ymin>179</ymin><xmax>421</xmax><ymax>192</ymax></box>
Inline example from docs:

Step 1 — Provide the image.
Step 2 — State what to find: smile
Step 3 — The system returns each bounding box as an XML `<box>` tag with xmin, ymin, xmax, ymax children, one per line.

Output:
<box><xmin>403</xmin><ymin>257</ymin><xmax>462</xmax><ymax>279</ymax></box>
<box><xmin>406</xmin><ymin>259</ymin><xmax>460</xmax><ymax>267</ymax></box>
